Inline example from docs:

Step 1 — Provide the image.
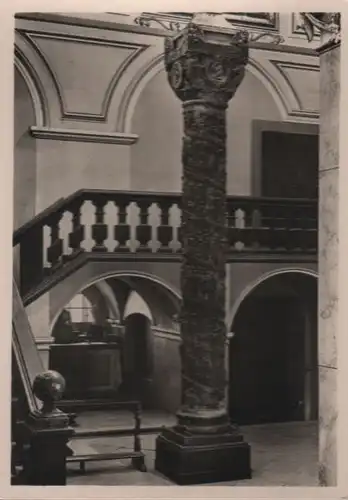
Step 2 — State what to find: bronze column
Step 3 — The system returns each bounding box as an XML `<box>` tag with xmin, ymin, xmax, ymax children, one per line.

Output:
<box><xmin>155</xmin><ymin>19</ymin><xmax>251</xmax><ymax>485</ymax></box>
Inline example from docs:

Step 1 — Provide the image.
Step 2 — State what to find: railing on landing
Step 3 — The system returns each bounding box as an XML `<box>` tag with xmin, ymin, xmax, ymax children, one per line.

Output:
<box><xmin>13</xmin><ymin>189</ymin><xmax>318</xmax><ymax>300</ymax></box>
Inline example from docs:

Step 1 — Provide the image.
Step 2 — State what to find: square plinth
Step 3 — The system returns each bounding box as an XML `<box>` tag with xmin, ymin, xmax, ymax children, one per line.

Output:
<box><xmin>155</xmin><ymin>426</ymin><xmax>251</xmax><ymax>485</ymax></box>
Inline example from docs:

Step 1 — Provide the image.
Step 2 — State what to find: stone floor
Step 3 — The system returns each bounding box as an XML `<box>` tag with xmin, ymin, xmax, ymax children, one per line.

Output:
<box><xmin>67</xmin><ymin>411</ymin><xmax>318</xmax><ymax>486</ymax></box>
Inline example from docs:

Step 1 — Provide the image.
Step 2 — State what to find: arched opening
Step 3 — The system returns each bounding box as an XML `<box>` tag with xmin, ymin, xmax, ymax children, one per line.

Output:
<box><xmin>229</xmin><ymin>271</ymin><xmax>318</xmax><ymax>425</ymax></box>
<box><xmin>120</xmin><ymin>291</ymin><xmax>154</xmax><ymax>408</ymax></box>
<box><xmin>49</xmin><ymin>284</ymin><xmax>124</xmax><ymax>400</ymax></box>
<box><xmin>49</xmin><ymin>274</ymin><xmax>180</xmax><ymax>408</ymax></box>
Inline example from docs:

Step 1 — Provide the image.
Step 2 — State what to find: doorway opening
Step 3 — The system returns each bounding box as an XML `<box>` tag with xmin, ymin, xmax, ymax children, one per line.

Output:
<box><xmin>229</xmin><ymin>271</ymin><xmax>318</xmax><ymax>426</ymax></box>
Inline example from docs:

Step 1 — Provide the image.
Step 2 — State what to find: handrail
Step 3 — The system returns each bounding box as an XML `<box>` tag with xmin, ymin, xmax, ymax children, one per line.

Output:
<box><xmin>13</xmin><ymin>189</ymin><xmax>318</xmax><ymax>300</ymax></box>
<box><xmin>12</xmin><ymin>277</ymin><xmax>42</xmax><ymax>414</ymax></box>
<box><xmin>13</xmin><ymin>193</ymin><xmax>82</xmax><ymax>244</ymax></box>
<box><xmin>13</xmin><ymin>189</ymin><xmax>317</xmax><ymax>246</ymax></box>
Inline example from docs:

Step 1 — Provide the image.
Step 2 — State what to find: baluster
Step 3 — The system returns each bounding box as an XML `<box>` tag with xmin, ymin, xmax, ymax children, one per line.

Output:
<box><xmin>249</xmin><ymin>203</ymin><xmax>262</xmax><ymax>251</ymax></box>
<box><xmin>236</xmin><ymin>206</ymin><xmax>249</xmax><ymax>250</ymax></box>
<box><xmin>175</xmin><ymin>200</ymin><xmax>182</xmax><ymax>252</ymax></box>
<box><xmin>245</xmin><ymin>205</ymin><xmax>259</xmax><ymax>250</ymax></box>
<box><xmin>68</xmin><ymin>199</ymin><xmax>85</xmax><ymax>259</ymax></box>
<box><xmin>226</xmin><ymin>201</ymin><xmax>238</xmax><ymax>250</ymax></box>
<box><xmin>136</xmin><ymin>200</ymin><xmax>152</xmax><ymax>252</ymax></box>
<box><xmin>91</xmin><ymin>197</ymin><xmax>108</xmax><ymax>252</ymax></box>
<box><xmin>259</xmin><ymin>201</ymin><xmax>274</xmax><ymax>250</ymax></box>
<box><xmin>114</xmin><ymin>199</ymin><xmax>130</xmax><ymax>252</ymax></box>
<box><xmin>157</xmin><ymin>200</ymin><xmax>173</xmax><ymax>252</ymax></box>
<box><xmin>273</xmin><ymin>203</ymin><xmax>289</xmax><ymax>250</ymax></box>
<box><xmin>284</xmin><ymin>203</ymin><xmax>296</xmax><ymax>250</ymax></box>
<box><xmin>46</xmin><ymin>211</ymin><xmax>64</xmax><ymax>270</ymax></box>
<box><xmin>306</xmin><ymin>201</ymin><xmax>318</xmax><ymax>251</ymax></box>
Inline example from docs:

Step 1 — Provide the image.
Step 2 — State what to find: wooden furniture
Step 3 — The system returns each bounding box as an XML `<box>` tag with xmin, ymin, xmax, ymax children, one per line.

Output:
<box><xmin>61</xmin><ymin>400</ymin><xmax>147</xmax><ymax>473</ymax></box>
<box><xmin>50</xmin><ymin>342</ymin><xmax>122</xmax><ymax>400</ymax></box>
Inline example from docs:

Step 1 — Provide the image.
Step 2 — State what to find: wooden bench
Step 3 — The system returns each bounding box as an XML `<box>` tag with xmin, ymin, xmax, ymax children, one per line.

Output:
<box><xmin>67</xmin><ymin>442</ymin><xmax>146</xmax><ymax>473</ymax></box>
<box><xmin>60</xmin><ymin>400</ymin><xmax>147</xmax><ymax>474</ymax></box>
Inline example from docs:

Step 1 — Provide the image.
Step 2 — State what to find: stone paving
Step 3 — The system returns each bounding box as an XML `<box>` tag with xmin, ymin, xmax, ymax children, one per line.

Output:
<box><xmin>67</xmin><ymin>412</ymin><xmax>318</xmax><ymax>486</ymax></box>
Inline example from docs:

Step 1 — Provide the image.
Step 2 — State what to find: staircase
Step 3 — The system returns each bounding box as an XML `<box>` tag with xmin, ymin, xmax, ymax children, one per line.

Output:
<box><xmin>13</xmin><ymin>189</ymin><xmax>318</xmax><ymax>306</ymax></box>
<box><xmin>11</xmin><ymin>190</ymin><xmax>318</xmax><ymax>484</ymax></box>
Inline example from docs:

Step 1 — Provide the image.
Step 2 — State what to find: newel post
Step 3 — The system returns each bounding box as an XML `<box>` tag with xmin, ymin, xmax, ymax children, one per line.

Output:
<box><xmin>22</xmin><ymin>370</ymin><xmax>73</xmax><ymax>485</ymax></box>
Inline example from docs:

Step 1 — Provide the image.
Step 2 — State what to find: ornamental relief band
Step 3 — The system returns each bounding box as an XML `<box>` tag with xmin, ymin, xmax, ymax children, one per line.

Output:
<box><xmin>300</xmin><ymin>12</ymin><xmax>341</xmax><ymax>46</ymax></box>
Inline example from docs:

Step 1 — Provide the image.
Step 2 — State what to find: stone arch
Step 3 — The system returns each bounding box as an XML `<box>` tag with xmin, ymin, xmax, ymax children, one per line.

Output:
<box><xmin>49</xmin><ymin>270</ymin><xmax>181</xmax><ymax>335</ymax></box>
<box><xmin>228</xmin><ymin>267</ymin><xmax>318</xmax><ymax>424</ymax></box>
<box><xmin>227</xmin><ymin>267</ymin><xmax>318</xmax><ymax>330</ymax></box>
<box><xmin>50</xmin><ymin>280</ymin><xmax>119</xmax><ymax>335</ymax></box>
<box><xmin>94</xmin><ymin>280</ymin><xmax>120</xmax><ymax>319</ymax></box>
<box><xmin>117</xmin><ymin>50</ymin><xmax>297</xmax><ymax>134</ymax></box>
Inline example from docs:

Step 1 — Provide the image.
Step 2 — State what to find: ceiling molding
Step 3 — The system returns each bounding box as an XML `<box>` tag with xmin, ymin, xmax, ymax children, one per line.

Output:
<box><xmin>136</xmin><ymin>12</ymin><xmax>279</xmax><ymax>32</ymax></box>
<box><xmin>30</xmin><ymin>126</ymin><xmax>139</xmax><ymax>145</ymax></box>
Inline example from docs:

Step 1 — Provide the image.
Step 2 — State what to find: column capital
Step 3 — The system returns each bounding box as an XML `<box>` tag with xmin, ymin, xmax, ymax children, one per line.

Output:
<box><xmin>164</xmin><ymin>21</ymin><xmax>249</xmax><ymax>105</ymax></box>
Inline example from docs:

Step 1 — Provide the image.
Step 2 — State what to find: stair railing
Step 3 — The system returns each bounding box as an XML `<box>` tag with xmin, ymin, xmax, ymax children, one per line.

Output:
<box><xmin>13</xmin><ymin>189</ymin><xmax>318</xmax><ymax>300</ymax></box>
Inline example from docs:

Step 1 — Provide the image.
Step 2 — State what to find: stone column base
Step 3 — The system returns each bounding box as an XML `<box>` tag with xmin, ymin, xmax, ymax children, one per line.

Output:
<box><xmin>155</xmin><ymin>426</ymin><xmax>251</xmax><ymax>485</ymax></box>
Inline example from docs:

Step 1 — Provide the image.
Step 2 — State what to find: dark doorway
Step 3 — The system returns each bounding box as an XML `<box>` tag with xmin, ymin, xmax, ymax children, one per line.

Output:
<box><xmin>122</xmin><ymin>313</ymin><xmax>153</xmax><ymax>407</ymax></box>
<box><xmin>229</xmin><ymin>272</ymin><xmax>318</xmax><ymax>426</ymax></box>
<box><xmin>261</xmin><ymin>131</ymin><xmax>319</xmax><ymax>199</ymax></box>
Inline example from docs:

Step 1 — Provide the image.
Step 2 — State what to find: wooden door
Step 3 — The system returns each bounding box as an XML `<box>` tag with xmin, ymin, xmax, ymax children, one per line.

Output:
<box><xmin>261</xmin><ymin>131</ymin><xmax>319</xmax><ymax>199</ymax></box>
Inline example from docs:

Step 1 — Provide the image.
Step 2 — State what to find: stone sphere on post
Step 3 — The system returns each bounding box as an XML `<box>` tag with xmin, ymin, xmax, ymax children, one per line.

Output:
<box><xmin>32</xmin><ymin>370</ymin><xmax>66</xmax><ymax>415</ymax></box>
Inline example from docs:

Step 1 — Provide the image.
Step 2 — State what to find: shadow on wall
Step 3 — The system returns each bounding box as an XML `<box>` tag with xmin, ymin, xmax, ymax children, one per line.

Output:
<box><xmin>229</xmin><ymin>271</ymin><xmax>318</xmax><ymax>426</ymax></box>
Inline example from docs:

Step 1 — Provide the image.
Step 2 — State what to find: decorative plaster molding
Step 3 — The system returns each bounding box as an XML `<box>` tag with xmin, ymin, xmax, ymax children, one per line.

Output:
<box><xmin>30</xmin><ymin>126</ymin><xmax>139</xmax><ymax>145</ymax></box>
<box><xmin>117</xmin><ymin>51</ymin><xmax>164</xmax><ymax>133</ymax></box>
<box><xmin>19</xmin><ymin>28</ymin><xmax>148</xmax><ymax>123</ymax></box>
<box><xmin>224</xmin><ymin>12</ymin><xmax>279</xmax><ymax>30</ymax></box>
<box><xmin>14</xmin><ymin>47</ymin><xmax>47</xmax><ymax>127</ymax></box>
<box><xmin>291</xmin><ymin>13</ymin><xmax>320</xmax><ymax>38</ymax></box>
<box><xmin>134</xmin><ymin>12</ymin><xmax>279</xmax><ymax>32</ymax></box>
<box><xmin>299</xmin><ymin>12</ymin><xmax>341</xmax><ymax>51</ymax></box>
<box><xmin>14</xmin><ymin>30</ymin><xmax>61</xmax><ymax>128</ymax></box>
<box><xmin>270</xmin><ymin>59</ymin><xmax>319</xmax><ymax>118</ymax></box>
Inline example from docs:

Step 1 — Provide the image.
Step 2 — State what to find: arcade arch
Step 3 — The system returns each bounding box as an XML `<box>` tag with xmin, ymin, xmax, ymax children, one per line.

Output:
<box><xmin>228</xmin><ymin>270</ymin><xmax>318</xmax><ymax>425</ymax></box>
